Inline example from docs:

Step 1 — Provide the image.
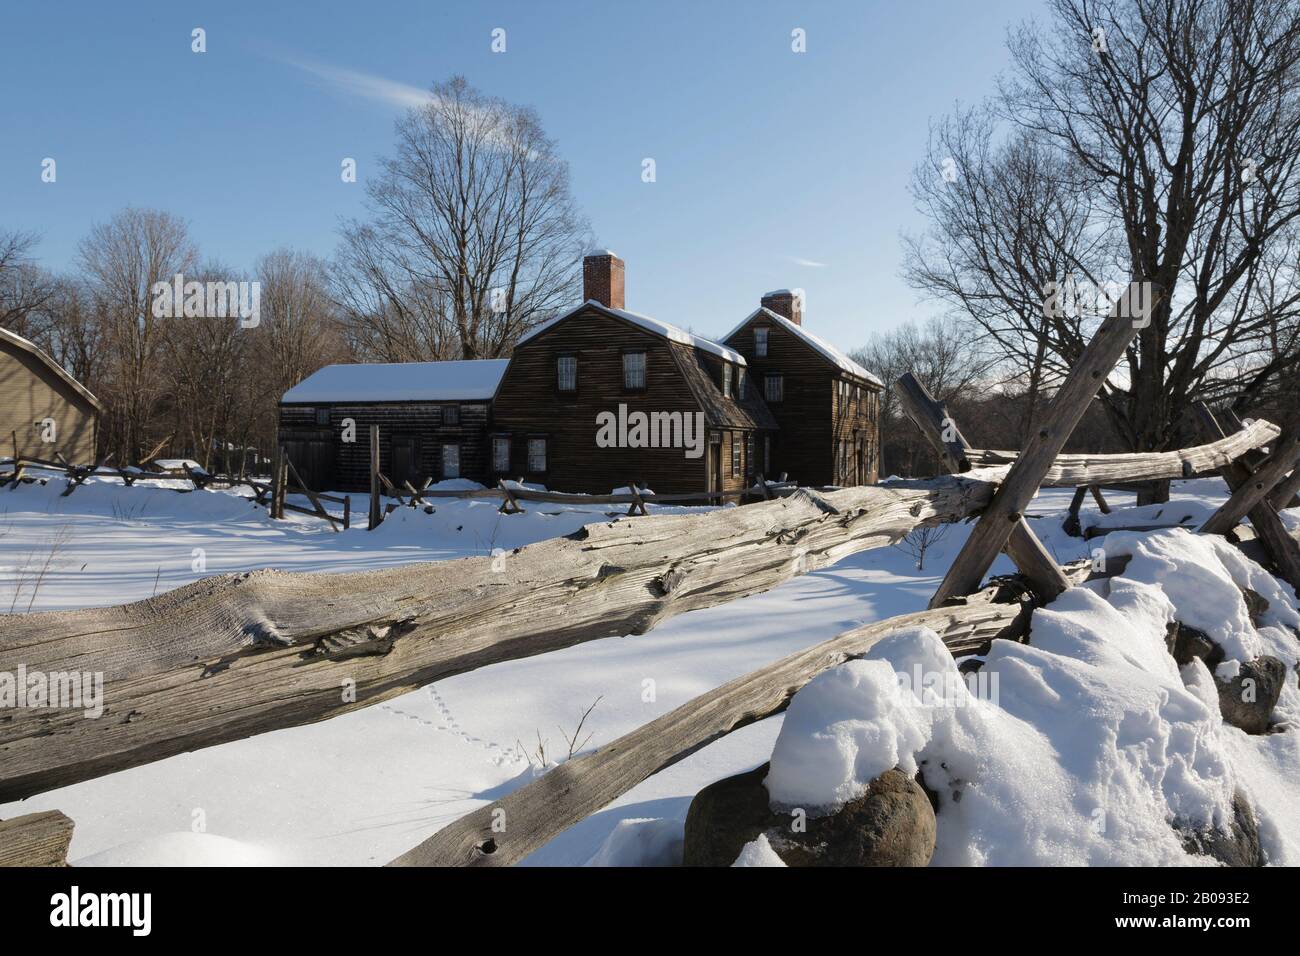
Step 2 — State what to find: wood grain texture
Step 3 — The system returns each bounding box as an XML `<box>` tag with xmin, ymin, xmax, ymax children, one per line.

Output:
<box><xmin>389</xmin><ymin>584</ymin><xmax>1033</xmax><ymax>867</ymax></box>
<box><xmin>0</xmin><ymin>810</ymin><xmax>75</xmax><ymax>867</ymax></box>
<box><xmin>0</xmin><ymin>477</ymin><xmax>997</xmax><ymax>802</ymax></box>
<box><xmin>1201</xmin><ymin>432</ymin><xmax>1300</xmax><ymax>535</ymax></box>
<box><xmin>964</xmin><ymin>418</ymin><xmax>1279</xmax><ymax>485</ymax></box>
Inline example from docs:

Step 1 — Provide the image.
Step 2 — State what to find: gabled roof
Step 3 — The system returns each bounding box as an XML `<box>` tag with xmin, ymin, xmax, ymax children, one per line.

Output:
<box><xmin>519</xmin><ymin>300</ymin><xmax>747</xmax><ymax>365</ymax></box>
<box><xmin>281</xmin><ymin>359</ymin><xmax>510</xmax><ymax>403</ymax></box>
<box><xmin>722</xmin><ymin>307</ymin><xmax>883</xmax><ymax>387</ymax></box>
<box><xmin>0</xmin><ymin>327</ymin><xmax>103</xmax><ymax>410</ymax></box>
<box><xmin>671</xmin><ymin>343</ymin><xmax>778</xmax><ymax>431</ymax></box>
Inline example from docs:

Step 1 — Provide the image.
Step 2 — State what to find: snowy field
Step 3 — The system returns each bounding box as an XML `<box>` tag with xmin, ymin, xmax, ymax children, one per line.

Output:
<box><xmin>1</xmin><ymin>472</ymin><xmax>1298</xmax><ymax>866</ymax></box>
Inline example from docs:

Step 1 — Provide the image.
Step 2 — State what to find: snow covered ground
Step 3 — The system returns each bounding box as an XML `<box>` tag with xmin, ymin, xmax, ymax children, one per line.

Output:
<box><xmin>1</xmin><ymin>472</ymin><xmax>1297</xmax><ymax>866</ymax></box>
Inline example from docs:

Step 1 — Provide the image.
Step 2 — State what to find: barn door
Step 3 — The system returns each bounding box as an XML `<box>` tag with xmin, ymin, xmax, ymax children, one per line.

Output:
<box><xmin>284</xmin><ymin>438</ymin><xmax>335</xmax><ymax>491</ymax></box>
<box><xmin>390</xmin><ymin>435</ymin><xmax>420</xmax><ymax>486</ymax></box>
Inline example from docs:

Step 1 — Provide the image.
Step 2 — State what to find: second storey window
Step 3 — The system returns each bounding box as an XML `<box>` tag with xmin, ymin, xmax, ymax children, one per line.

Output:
<box><xmin>492</xmin><ymin>436</ymin><xmax>510</xmax><ymax>472</ymax></box>
<box><xmin>527</xmin><ymin>437</ymin><xmax>547</xmax><ymax>472</ymax></box>
<box><xmin>755</xmin><ymin>327</ymin><xmax>768</xmax><ymax>357</ymax></box>
<box><xmin>557</xmin><ymin>355</ymin><xmax>577</xmax><ymax>392</ymax></box>
<box><xmin>737</xmin><ymin>367</ymin><xmax>748</xmax><ymax>400</ymax></box>
<box><xmin>443</xmin><ymin>404</ymin><xmax>460</xmax><ymax>426</ymax></box>
<box><xmin>764</xmin><ymin>374</ymin><xmax>784</xmax><ymax>402</ymax></box>
<box><xmin>623</xmin><ymin>351</ymin><xmax>646</xmax><ymax>390</ymax></box>
<box><xmin>722</xmin><ymin>363</ymin><xmax>732</xmax><ymax>398</ymax></box>
<box><xmin>314</xmin><ymin>408</ymin><xmax>330</xmax><ymax>426</ymax></box>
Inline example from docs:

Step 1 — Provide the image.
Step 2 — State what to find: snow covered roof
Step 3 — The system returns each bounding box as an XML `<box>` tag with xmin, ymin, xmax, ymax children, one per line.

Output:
<box><xmin>281</xmin><ymin>359</ymin><xmax>510</xmax><ymax>403</ymax></box>
<box><xmin>520</xmin><ymin>300</ymin><xmax>747</xmax><ymax>365</ymax></box>
<box><xmin>0</xmin><ymin>326</ymin><xmax>103</xmax><ymax>410</ymax></box>
<box><xmin>723</xmin><ymin>307</ymin><xmax>883</xmax><ymax>387</ymax></box>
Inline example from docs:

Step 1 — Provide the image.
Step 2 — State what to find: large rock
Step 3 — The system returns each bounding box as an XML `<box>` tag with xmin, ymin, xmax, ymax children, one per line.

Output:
<box><xmin>1215</xmin><ymin>656</ymin><xmax>1286</xmax><ymax>735</ymax></box>
<box><xmin>1167</xmin><ymin>622</ymin><xmax>1224</xmax><ymax>669</ymax></box>
<box><xmin>1177</xmin><ymin>789</ymin><xmax>1265</xmax><ymax>867</ymax></box>
<box><xmin>683</xmin><ymin>763</ymin><xmax>935</xmax><ymax>867</ymax></box>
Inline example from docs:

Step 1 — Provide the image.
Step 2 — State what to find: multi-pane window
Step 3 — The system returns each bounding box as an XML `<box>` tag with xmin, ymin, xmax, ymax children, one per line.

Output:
<box><xmin>492</xmin><ymin>436</ymin><xmax>510</xmax><ymax>472</ymax></box>
<box><xmin>722</xmin><ymin>363</ymin><xmax>732</xmax><ymax>398</ymax></box>
<box><xmin>754</xmin><ymin>327</ymin><xmax>768</xmax><ymax>357</ymax></box>
<box><xmin>527</xmin><ymin>437</ymin><xmax>547</xmax><ymax>472</ymax></box>
<box><xmin>731</xmin><ymin>433</ymin><xmax>742</xmax><ymax>477</ymax></box>
<box><xmin>746</xmin><ymin>435</ymin><xmax>755</xmax><ymax>478</ymax></box>
<box><xmin>764</xmin><ymin>374</ymin><xmax>784</xmax><ymax>402</ymax></box>
<box><xmin>314</xmin><ymin>408</ymin><xmax>330</xmax><ymax>426</ymax></box>
<box><xmin>443</xmin><ymin>404</ymin><xmax>460</xmax><ymax>426</ymax></box>
<box><xmin>623</xmin><ymin>351</ymin><xmax>646</xmax><ymax>390</ymax></box>
<box><xmin>737</xmin><ymin>367</ymin><xmax>747</xmax><ymax>399</ymax></box>
<box><xmin>441</xmin><ymin>443</ymin><xmax>460</xmax><ymax>479</ymax></box>
<box><xmin>557</xmin><ymin>355</ymin><xmax>577</xmax><ymax>392</ymax></box>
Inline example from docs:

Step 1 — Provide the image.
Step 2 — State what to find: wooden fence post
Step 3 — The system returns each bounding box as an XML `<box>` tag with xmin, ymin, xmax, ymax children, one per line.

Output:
<box><xmin>269</xmin><ymin>446</ymin><xmax>284</xmax><ymax>519</ymax></box>
<box><xmin>1270</xmin><ymin>467</ymin><xmax>1300</xmax><ymax>510</ymax></box>
<box><xmin>929</xmin><ymin>300</ymin><xmax>1150</xmax><ymax>608</ymax></box>
<box><xmin>368</xmin><ymin>425</ymin><xmax>381</xmax><ymax>530</ymax></box>
<box><xmin>1192</xmin><ymin>403</ymin><xmax>1300</xmax><ymax>590</ymax></box>
<box><xmin>896</xmin><ymin>372</ymin><xmax>1070</xmax><ymax>601</ymax></box>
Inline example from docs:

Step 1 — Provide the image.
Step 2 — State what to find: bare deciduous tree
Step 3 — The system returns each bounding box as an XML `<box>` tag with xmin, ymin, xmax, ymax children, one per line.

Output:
<box><xmin>78</xmin><ymin>208</ymin><xmax>197</xmax><ymax>461</ymax></box>
<box><xmin>336</xmin><ymin>76</ymin><xmax>591</xmax><ymax>361</ymax></box>
<box><xmin>906</xmin><ymin>0</ymin><xmax>1300</xmax><ymax>501</ymax></box>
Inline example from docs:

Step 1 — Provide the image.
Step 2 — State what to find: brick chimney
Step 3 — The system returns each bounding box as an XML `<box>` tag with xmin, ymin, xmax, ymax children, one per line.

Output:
<box><xmin>761</xmin><ymin>289</ymin><xmax>802</xmax><ymax>325</ymax></box>
<box><xmin>583</xmin><ymin>250</ymin><xmax>625</xmax><ymax>310</ymax></box>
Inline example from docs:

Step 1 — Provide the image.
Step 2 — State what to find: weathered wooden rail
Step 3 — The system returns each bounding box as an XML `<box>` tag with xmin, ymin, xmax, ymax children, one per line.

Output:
<box><xmin>0</xmin><ymin>420</ymin><xmax>1283</xmax><ymax>809</ymax></box>
<box><xmin>390</xmin><ymin>579</ymin><xmax>1043</xmax><ymax>867</ymax></box>
<box><xmin>0</xmin><ymin>475</ymin><xmax>999</xmax><ymax>802</ymax></box>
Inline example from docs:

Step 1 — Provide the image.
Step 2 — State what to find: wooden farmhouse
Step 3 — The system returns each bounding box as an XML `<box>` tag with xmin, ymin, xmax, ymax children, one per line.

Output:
<box><xmin>721</xmin><ymin>290</ymin><xmax>883</xmax><ymax>487</ymax></box>
<box><xmin>0</xmin><ymin>327</ymin><xmax>101</xmax><ymax>463</ymax></box>
<box><xmin>277</xmin><ymin>252</ymin><xmax>881</xmax><ymax>497</ymax></box>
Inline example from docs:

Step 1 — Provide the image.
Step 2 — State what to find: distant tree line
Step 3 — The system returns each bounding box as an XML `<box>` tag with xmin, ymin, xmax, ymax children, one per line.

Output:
<box><xmin>0</xmin><ymin>76</ymin><xmax>590</xmax><ymax>470</ymax></box>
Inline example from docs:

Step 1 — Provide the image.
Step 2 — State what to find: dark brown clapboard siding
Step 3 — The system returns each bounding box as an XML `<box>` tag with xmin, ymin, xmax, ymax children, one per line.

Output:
<box><xmin>492</xmin><ymin>305</ymin><xmax>767</xmax><ymax>495</ymax></box>
<box><xmin>723</xmin><ymin>312</ymin><xmax>881</xmax><ymax>486</ymax></box>
<box><xmin>0</xmin><ymin>341</ymin><xmax>98</xmax><ymax>463</ymax></box>
<box><xmin>278</xmin><ymin>401</ymin><xmax>492</xmax><ymax>493</ymax></box>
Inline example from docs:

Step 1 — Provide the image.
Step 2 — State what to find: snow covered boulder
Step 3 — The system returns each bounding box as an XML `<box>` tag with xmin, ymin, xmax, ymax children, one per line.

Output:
<box><xmin>1177</xmin><ymin>789</ymin><xmax>1265</xmax><ymax>867</ymax></box>
<box><xmin>1215</xmin><ymin>656</ymin><xmax>1286</xmax><ymax>735</ymax></box>
<box><xmin>681</xmin><ymin>763</ymin><xmax>935</xmax><ymax>867</ymax></box>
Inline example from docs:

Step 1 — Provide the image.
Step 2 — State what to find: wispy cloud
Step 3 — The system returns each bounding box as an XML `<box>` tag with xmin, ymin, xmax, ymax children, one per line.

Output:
<box><xmin>785</xmin><ymin>256</ymin><xmax>828</xmax><ymax>268</ymax></box>
<box><xmin>274</xmin><ymin>54</ymin><xmax>433</xmax><ymax>110</ymax></box>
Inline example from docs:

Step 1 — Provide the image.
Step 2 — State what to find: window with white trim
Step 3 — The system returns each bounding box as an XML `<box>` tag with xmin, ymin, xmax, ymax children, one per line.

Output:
<box><xmin>557</xmin><ymin>355</ymin><xmax>577</xmax><ymax>392</ymax></box>
<box><xmin>623</xmin><ymin>351</ymin><xmax>646</xmax><ymax>390</ymax></box>
<box><xmin>492</xmin><ymin>436</ymin><xmax>510</xmax><ymax>472</ymax></box>
<box><xmin>527</xmin><ymin>437</ymin><xmax>547</xmax><ymax>472</ymax></box>
<box><xmin>722</xmin><ymin>363</ymin><xmax>732</xmax><ymax>398</ymax></box>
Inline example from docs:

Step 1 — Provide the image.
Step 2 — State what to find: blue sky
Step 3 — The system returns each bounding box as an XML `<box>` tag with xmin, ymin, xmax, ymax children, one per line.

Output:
<box><xmin>1</xmin><ymin>0</ymin><xmax>1045</xmax><ymax>349</ymax></box>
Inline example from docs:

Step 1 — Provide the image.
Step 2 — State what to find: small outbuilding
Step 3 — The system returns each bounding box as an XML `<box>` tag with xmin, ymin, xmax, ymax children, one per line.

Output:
<box><xmin>0</xmin><ymin>327</ymin><xmax>101</xmax><ymax>464</ymax></box>
<box><xmin>278</xmin><ymin>359</ymin><xmax>510</xmax><ymax>492</ymax></box>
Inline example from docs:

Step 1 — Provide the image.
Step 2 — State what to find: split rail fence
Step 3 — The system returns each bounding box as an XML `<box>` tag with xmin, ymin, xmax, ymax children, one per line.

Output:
<box><xmin>2</xmin><ymin>302</ymin><xmax>1299</xmax><ymax>865</ymax></box>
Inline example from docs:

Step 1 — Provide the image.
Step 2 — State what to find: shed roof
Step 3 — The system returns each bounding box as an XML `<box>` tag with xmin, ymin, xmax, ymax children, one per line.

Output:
<box><xmin>281</xmin><ymin>358</ymin><xmax>510</xmax><ymax>404</ymax></box>
<box><xmin>0</xmin><ymin>327</ymin><xmax>103</xmax><ymax>410</ymax></box>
